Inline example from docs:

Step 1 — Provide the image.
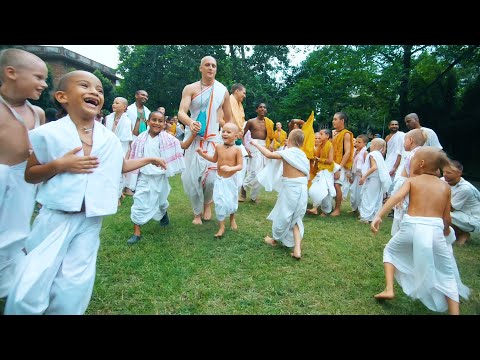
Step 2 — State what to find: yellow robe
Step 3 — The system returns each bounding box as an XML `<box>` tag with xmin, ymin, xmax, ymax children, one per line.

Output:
<box><xmin>332</xmin><ymin>128</ymin><xmax>354</xmax><ymax>170</ymax></box>
<box><xmin>229</xmin><ymin>94</ymin><xmax>245</xmax><ymax>131</ymax></box>
<box><xmin>169</xmin><ymin>123</ymin><xmax>177</xmax><ymax>136</ymax></box>
<box><xmin>273</xmin><ymin>129</ymin><xmax>287</xmax><ymax>150</ymax></box>
<box><xmin>264</xmin><ymin>117</ymin><xmax>276</xmax><ymax>149</ymax></box>
<box><xmin>301</xmin><ymin>111</ymin><xmax>315</xmax><ymax>159</ymax></box>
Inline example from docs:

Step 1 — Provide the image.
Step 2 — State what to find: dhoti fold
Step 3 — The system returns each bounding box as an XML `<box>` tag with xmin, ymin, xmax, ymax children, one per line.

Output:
<box><xmin>359</xmin><ymin>175</ymin><xmax>383</xmax><ymax>222</ymax></box>
<box><xmin>213</xmin><ymin>174</ymin><xmax>239</xmax><ymax>221</ymax></box>
<box><xmin>383</xmin><ymin>214</ymin><xmax>469</xmax><ymax>312</ymax></box>
<box><xmin>182</xmin><ymin>137</ymin><xmax>217</xmax><ymax>216</ymax></box>
<box><xmin>131</xmin><ymin>173</ymin><xmax>170</xmax><ymax>225</ymax></box>
<box><xmin>5</xmin><ymin>208</ymin><xmax>102</xmax><ymax>314</ymax></box>
<box><xmin>349</xmin><ymin>172</ymin><xmax>362</xmax><ymax>211</ymax></box>
<box><xmin>309</xmin><ymin>169</ymin><xmax>336</xmax><ymax>214</ymax></box>
<box><xmin>0</xmin><ymin>161</ymin><xmax>36</xmax><ymax>298</ymax></box>
<box><xmin>267</xmin><ymin>177</ymin><xmax>308</xmax><ymax>247</ymax></box>
<box><xmin>243</xmin><ymin>139</ymin><xmax>267</xmax><ymax>201</ymax></box>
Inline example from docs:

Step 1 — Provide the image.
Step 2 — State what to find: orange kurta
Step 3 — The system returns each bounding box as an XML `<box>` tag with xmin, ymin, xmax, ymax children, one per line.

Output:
<box><xmin>332</xmin><ymin>129</ymin><xmax>354</xmax><ymax>170</ymax></box>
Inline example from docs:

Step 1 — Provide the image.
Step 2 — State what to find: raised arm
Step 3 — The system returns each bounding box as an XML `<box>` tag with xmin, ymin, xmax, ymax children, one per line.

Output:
<box><xmin>250</xmin><ymin>139</ymin><xmax>282</xmax><ymax>160</ymax></box>
<box><xmin>196</xmin><ymin>146</ymin><xmax>218</xmax><ymax>163</ymax></box>
<box><xmin>25</xmin><ymin>147</ymin><xmax>99</xmax><ymax>184</ymax></box>
<box><xmin>178</xmin><ymin>84</ymin><xmax>201</xmax><ymax>133</ymax></box>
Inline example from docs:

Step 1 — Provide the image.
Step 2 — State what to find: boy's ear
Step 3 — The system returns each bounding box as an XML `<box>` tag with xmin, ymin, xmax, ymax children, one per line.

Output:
<box><xmin>54</xmin><ymin>91</ymin><xmax>68</xmax><ymax>105</ymax></box>
<box><xmin>4</xmin><ymin>66</ymin><xmax>17</xmax><ymax>80</ymax></box>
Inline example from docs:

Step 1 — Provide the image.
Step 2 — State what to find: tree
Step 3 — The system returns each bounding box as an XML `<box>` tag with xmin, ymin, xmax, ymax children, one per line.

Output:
<box><xmin>93</xmin><ymin>69</ymin><xmax>116</xmax><ymax>114</ymax></box>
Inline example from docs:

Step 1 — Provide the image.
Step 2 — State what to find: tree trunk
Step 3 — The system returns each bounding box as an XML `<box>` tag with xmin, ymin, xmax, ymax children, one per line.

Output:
<box><xmin>399</xmin><ymin>45</ymin><xmax>412</xmax><ymax>118</ymax></box>
<box><xmin>229</xmin><ymin>45</ymin><xmax>237</xmax><ymax>80</ymax></box>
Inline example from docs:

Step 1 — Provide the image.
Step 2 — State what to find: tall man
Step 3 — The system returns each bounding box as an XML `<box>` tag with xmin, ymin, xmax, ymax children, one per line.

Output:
<box><xmin>404</xmin><ymin>113</ymin><xmax>442</xmax><ymax>149</ymax></box>
<box><xmin>385</xmin><ymin>120</ymin><xmax>405</xmax><ymax>188</ymax></box>
<box><xmin>331</xmin><ymin>111</ymin><xmax>354</xmax><ymax>216</ymax></box>
<box><xmin>241</xmin><ymin>103</ymin><xmax>275</xmax><ymax>203</ymax></box>
<box><xmin>178</xmin><ymin>56</ymin><xmax>234</xmax><ymax>225</ymax></box>
<box><xmin>125</xmin><ymin>90</ymin><xmax>151</xmax><ymax>195</ymax></box>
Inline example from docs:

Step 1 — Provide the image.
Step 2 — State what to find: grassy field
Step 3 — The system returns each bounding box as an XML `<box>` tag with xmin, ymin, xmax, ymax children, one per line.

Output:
<box><xmin>80</xmin><ymin>175</ymin><xmax>479</xmax><ymax>315</ymax></box>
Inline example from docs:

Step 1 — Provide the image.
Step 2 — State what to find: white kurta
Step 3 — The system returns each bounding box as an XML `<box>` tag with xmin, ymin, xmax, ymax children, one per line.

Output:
<box><xmin>213</xmin><ymin>174</ymin><xmax>239</xmax><ymax>221</ymax></box>
<box><xmin>131</xmin><ymin>135</ymin><xmax>170</xmax><ymax>225</ymax></box>
<box><xmin>385</xmin><ymin>131</ymin><xmax>405</xmax><ymax>186</ymax></box>
<box><xmin>450</xmin><ymin>178</ymin><xmax>480</xmax><ymax>233</ymax></box>
<box><xmin>421</xmin><ymin>127</ymin><xmax>442</xmax><ymax>149</ymax></box>
<box><xmin>359</xmin><ymin>150</ymin><xmax>392</xmax><ymax>222</ymax></box>
<box><xmin>350</xmin><ymin>147</ymin><xmax>367</xmax><ymax>211</ymax></box>
<box><xmin>383</xmin><ymin>214</ymin><xmax>469</xmax><ymax>313</ymax></box>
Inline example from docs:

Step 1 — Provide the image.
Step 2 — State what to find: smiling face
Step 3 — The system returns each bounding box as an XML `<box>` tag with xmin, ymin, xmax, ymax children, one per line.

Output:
<box><xmin>221</xmin><ymin>122</ymin><xmax>239</xmax><ymax>145</ymax></box>
<box><xmin>112</xmin><ymin>97</ymin><xmax>128</xmax><ymax>114</ymax></box>
<box><xmin>54</xmin><ymin>71</ymin><xmax>104</xmax><ymax>120</ymax></box>
<box><xmin>148</xmin><ymin>111</ymin><xmax>165</xmax><ymax>136</ymax></box>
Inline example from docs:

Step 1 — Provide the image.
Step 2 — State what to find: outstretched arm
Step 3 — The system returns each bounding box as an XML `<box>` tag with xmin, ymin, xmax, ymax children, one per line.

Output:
<box><xmin>25</xmin><ymin>147</ymin><xmax>99</xmax><ymax>184</ymax></box>
<box><xmin>371</xmin><ymin>179</ymin><xmax>411</xmax><ymax>234</ymax></box>
<box><xmin>122</xmin><ymin>157</ymin><xmax>166</xmax><ymax>173</ymax></box>
<box><xmin>250</xmin><ymin>139</ymin><xmax>282</xmax><ymax>160</ymax></box>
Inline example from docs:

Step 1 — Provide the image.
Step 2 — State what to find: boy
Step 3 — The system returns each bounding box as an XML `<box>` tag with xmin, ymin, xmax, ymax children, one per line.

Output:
<box><xmin>371</xmin><ymin>147</ymin><xmax>469</xmax><ymax>315</ymax></box>
<box><xmin>358</xmin><ymin>138</ymin><xmax>391</xmax><ymax>223</ymax></box>
<box><xmin>104</xmin><ymin>97</ymin><xmax>133</xmax><ymax>201</ymax></box>
<box><xmin>306</xmin><ymin>129</ymin><xmax>336</xmax><ymax>216</ymax></box>
<box><xmin>127</xmin><ymin>111</ymin><xmax>197</xmax><ymax>244</ymax></box>
<box><xmin>349</xmin><ymin>134</ymin><xmax>368</xmax><ymax>214</ymax></box>
<box><xmin>0</xmin><ymin>48</ymin><xmax>48</xmax><ymax>299</ymax></box>
<box><xmin>251</xmin><ymin>129</ymin><xmax>310</xmax><ymax>260</ymax></box>
<box><xmin>390</xmin><ymin>128</ymin><xmax>427</xmax><ymax>235</ymax></box>
<box><xmin>5</xmin><ymin>71</ymin><xmax>166</xmax><ymax>315</ymax></box>
<box><xmin>196</xmin><ymin>122</ymin><xmax>243</xmax><ymax>238</ymax></box>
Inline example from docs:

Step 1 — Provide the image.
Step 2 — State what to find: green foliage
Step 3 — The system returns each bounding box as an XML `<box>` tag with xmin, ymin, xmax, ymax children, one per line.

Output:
<box><xmin>93</xmin><ymin>69</ymin><xmax>116</xmax><ymax>112</ymax></box>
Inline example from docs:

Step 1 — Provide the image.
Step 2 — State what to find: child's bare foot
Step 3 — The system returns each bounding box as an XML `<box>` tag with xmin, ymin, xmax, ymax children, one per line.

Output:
<box><xmin>320</xmin><ymin>212</ymin><xmax>327</xmax><ymax>217</ymax></box>
<box><xmin>357</xmin><ymin>219</ymin><xmax>370</xmax><ymax>224</ymax></box>
<box><xmin>192</xmin><ymin>215</ymin><xmax>203</xmax><ymax>225</ymax></box>
<box><xmin>330</xmin><ymin>210</ymin><xmax>341</xmax><ymax>217</ymax></box>
<box><xmin>306</xmin><ymin>208</ymin><xmax>318</xmax><ymax>215</ymax></box>
<box><xmin>290</xmin><ymin>251</ymin><xmax>301</xmax><ymax>260</ymax></box>
<box><xmin>374</xmin><ymin>289</ymin><xmax>394</xmax><ymax>300</ymax></box>
<box><xmin>230</xmin><ymin>219</ymin><xmax>238</xmax><ymax>230</ymax></box>
<box><xmin>456</xmin><ymin>232</ymin><xmax>470</xmax><ymax>246</ymax></box>
<box><xmin>264</xmin><ymin>236</ymin><xmax>277</xmax><ymax>246</ymax></box>
<box><xmin>202</xmin><ymin>203</ymin><xmax>212</xmax><ymax>221</ymax></box>
<box><xmin>251</xmin><ymin>198</ymin><xmax>260</xmax><ymax>204</ymax></box>
<box><xmin>214</xmin><ymin>229</ymin><xmax>225</xmax><ymax>238</ymax></box>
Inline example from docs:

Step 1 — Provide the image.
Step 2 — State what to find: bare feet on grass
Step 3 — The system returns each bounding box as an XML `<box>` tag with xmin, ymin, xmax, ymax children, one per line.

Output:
<box><xmin>456</xmin><ymin>232</ymin><xmax>470</xmax><ymax>246</ymax></box>
<box><xmin>330</xmin><ymin>210</ymin><xmax>341</xmax><ymax>217</ymax></box>
<box><xmin>374</xmin><ymin>289</ymin><xmax>394</xmax><ymax>300</ymax></box>
<box><xmin>320</xmin><ymin>212</ymin><xmax>327</xmax><ymax>217</ymax></box>
<box><xmin>230</xmin><ymin>218</ymin><xmax>238</xmax><ymax>231</ymax></box>
<box><xmin>192</xmin><ymin>215</ymin><xmax>203</xmax><ymax>225</ymax></box>
<box><xmin>202</xmin><ymin>202</ymin><xmax>212</xmax><ymax>221</ymax></box>
<box><xmin>214</xmin><ymin>228</ymin><xmax>225</xmax><ymax>238</ymax></box>
<box><xmin>290</xmin><ymin>251</ymin><xmax>301</xmax><ymax>260</ymax></box>
<box><xmin>306</xmin><ymin>208</ymin><xmax>318</xmax><ymax>215</ymax></box>
<box><xmin>264</xmin><ymin>236</ymin><xmax>277</xmax><ymax>246</ymax></box>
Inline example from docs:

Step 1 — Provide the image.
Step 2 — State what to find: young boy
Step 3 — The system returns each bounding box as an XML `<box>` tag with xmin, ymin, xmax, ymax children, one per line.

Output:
<box><xmin>251</xmin><ymin>129</ymin><xmax>310</xmax><ymax>260</ymax></box>
<box><xmin>390</xmin><ymin>128</ymin><xmax>427</xmax><ymax>235</ymax></box>
<box><xmin>127</xmin><ymin>111</ymin><xmax>197</xmax><ymax>244</ymax></box>
<box><xmin>306</xmin><ymin>129</ymin><xmax>336</xmax><ymax>216</ymax></box>
<box><xmin>371</xmin><ymin>147</ymin><xmax>469</xmax><ymax>315</ymax></box>
<box><xmin>104</xmin><ymin>97</ymin><xmax>133</xmax><ymax>201</ymax></box>
<box><xmin>0</xmin><ymin>48</ymin><xmax>48</xmax><ymax>299</ymax></box>
<box><xmin>358</xmin><ymin>138</ymin><xmax>391</xmax><ymax>223</ymax></box>
<box><xmin>196</xmin><ymin>122</ymin><xmax>243</xmax><ymax>238</ymax></box>
<box><xmin>349</xmin><ymin>134</ymin><xmax>368</xmax><ymax>214</ymax></box>
<box><xmin>4</xmin><ymin>71</ymin><xmax>167</xmax><ymax>315</ymax></box>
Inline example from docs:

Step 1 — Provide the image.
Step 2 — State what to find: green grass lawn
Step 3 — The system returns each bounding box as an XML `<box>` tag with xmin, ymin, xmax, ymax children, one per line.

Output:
<box><xmin>83</xmin><ymin>174</ymin><xmax>478</xmax><ymax>314</ymax></box>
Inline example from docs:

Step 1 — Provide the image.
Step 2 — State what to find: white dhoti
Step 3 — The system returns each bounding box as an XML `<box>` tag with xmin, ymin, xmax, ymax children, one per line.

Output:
<box><xmin>236</xmin><ymin>144</ymin><xmax>249</xmax><ymax>190</ymax></box>
<box><xmin>131</xmin><ymin>173</ymin><xmax>170</xmax><ymax>225</ymax></box>
<box><xmin>383</xmin><ymin>214</ymin><xmax>468</xmax><ymax>312</ymax></box>
<box><xmin>309</xmin><ymin>169</ymin><xmax>336</xmax><ymax>214</ymax></box>
<box><xmin>213</xmin><ymin>174</ymin><xmax>239</xmax><ymax>221</ymax></box>
<box><xmin>243</xmin><ymin>139</ymin><xmax>267</xmax><ymax>201</ymax></box>
<box><xmin>182</xmin><ymin>137</ymin><xmax>217</xmax><ymax>216</ymax></box>
<box><xmin>349</xmin><ymin>172</ymin><xmax>362</xmax><ymax>211</ymax></box>
<box><xmin>451</xmin><ymin>211</ymin><xmax>480</xmax><ymax>233</ymax></box>
<box><xmin>359</xmin><ymin>175</ymin><xmax>384</xmax><ymax>222</ymax></box>
<box><xmin>267</xmin><ymin>177</ymin><xmax>308</xmax><ymax>248</ymax></box>
<box><xmin>5</xmin><ymin>208</ymin><xmax>102</xmax><ymax>314</ymax></box>
<box><xmin>391</xmin><ymin>177</ymin><xmax>408</xmax><ymax>236</ymax></box>
<box><xmin>333</xmin><ymin>163</ymin><xmax>344</xmax><ymax>186</ymax></box>
<box><xmin>0</xmin><ymin>161</ymin><xmax>36</xmax><ymax>298</ymax></box>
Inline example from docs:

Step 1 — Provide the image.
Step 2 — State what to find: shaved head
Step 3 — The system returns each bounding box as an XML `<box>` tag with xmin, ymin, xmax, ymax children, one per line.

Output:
<box><xmin>0</xmin><ymin>48</ymin><xmax>46</xmax><ymax>81</ymax></box>
<box><xmin>223</xmin><ymin>122</ymin><xmax>239</xmax><ymax>133</ymax></box>
<box><xmin>406</xmin><ymin>129</ymin><xmax>427</xmax><ymax>146</ymax></box>
<box><xmin>200</xmin><ymin>56</ymin><xmax>216</xmax><ymax>66</ymax></box>
<box><xmin>115</xmin><ymin>97</ymin><xmax>128</xmax><ymax>106</ymax></box>
<box><xmin>414</xmin><ymin>146</ymin><xmax>449</xmax><ymax>173</ymax></box>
